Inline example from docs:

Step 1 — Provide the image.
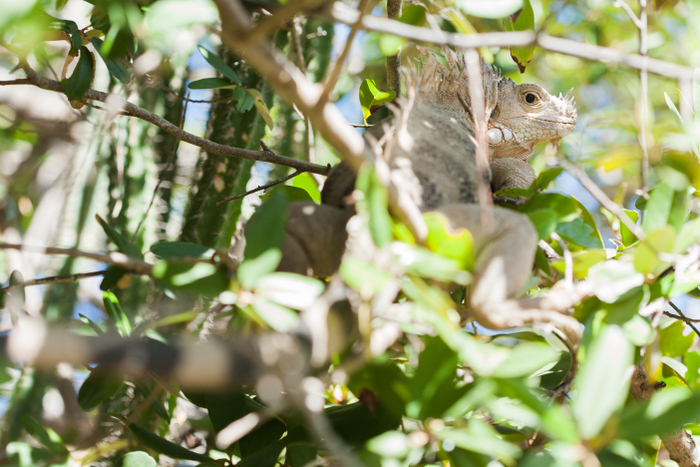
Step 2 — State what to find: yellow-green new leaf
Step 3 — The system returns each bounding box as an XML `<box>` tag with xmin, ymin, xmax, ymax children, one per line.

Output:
<box><xmin>359</xmin><ymin>79</ymin><xmax>396</xmax><ymax>125</ymax></box>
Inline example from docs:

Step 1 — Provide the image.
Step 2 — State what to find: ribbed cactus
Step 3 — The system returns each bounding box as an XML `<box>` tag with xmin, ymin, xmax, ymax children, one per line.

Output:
<box><xmin>180</xmin><ymin>37</ymin><xmax>282</xmax><ymax>249</ymax></box>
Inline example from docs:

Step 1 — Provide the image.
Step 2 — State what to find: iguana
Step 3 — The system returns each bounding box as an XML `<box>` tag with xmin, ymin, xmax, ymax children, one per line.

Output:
<box><xmin>278</xmin><ymin>50</ymin><xmax>581</xmax><ymax>343</ymax></box>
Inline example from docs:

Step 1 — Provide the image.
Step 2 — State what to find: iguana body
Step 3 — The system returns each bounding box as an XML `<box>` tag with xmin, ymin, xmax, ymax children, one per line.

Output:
<box><xmin>278</xmin><ymin>50</ymin><xmax>581</xmax><ymax>342</ymax></box>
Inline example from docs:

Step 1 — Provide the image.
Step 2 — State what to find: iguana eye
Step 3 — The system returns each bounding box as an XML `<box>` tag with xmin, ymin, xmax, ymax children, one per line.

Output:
<box><xmin>525</xmin><ymin>93</ymin><xmax>537</xmax><ymax>104</ymax></box>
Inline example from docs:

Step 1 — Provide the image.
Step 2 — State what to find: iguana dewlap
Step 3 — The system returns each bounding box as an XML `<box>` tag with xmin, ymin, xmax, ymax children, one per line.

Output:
<box><xmin>277</xmin><ymin>50</ymin><xmax>582</xmax><ymax>344</ymax></box>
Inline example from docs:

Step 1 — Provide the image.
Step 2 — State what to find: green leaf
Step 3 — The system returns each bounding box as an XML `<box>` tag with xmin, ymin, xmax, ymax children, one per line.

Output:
<box><xmin>197</xmin><ymin>45</ymin><xmax>242</xmax><ymax>84</ymax></box>
<box><xmin>532</xmin><ymin>167</ymin><xmax>563</xmax><ymax>192</ymax></box>
<box><xmin>366</xmin><ymin>431</ymin><xmax>409</xmax><ymax>458</ymax></box>
<box><xmin>205</xmin><ymin>393</ymin><xmax>246</xmax><ymax>434</ymax></box>
<box><xmin>589</xmin><ymin>260</ymin><xmax>644</xmax><ymax>303</ymax></box>
<box><xmin>355</xmin><ymin>164</ymin><xmax>392</xmax><ymax>247</ymax></box>
<box><xmin>260</xmin><ymin>185</ymin><xmax>314</xmax><ymax>203</ymax></box>
<box><xmin>91</xmin><ymin>37</ymin><xmax>129</xmax><ymax>83</ymax></box>
<box><xmin>103</xmin><ymin>291</ymin><xmax>132</xmax><ymax>337</ymax></box>
<box><xmin>536</xmin><ymin>351</ymin><xmax>573</xmax><ymax>390</ymax></box>
<box><xmin>239</xmin><ymin>189</ymin><xmax>289</xmax><ymax>289</ymax></box>
<box><xmin>250</xmin><ymin>297</ymin><xmax>301</xmax><ymax>332</ymax></box>
<box><xmin>556</xmin><ymin>218</ymin><xmax>601</xmax><ymax>249</ymax></box>
<box><xmin>152</xmin><ymin>261</ymin><xmax>229</xmax><ymax>297</ymax></box>
<box><xmin>409</xmin><ymin>336</ymin><xmax>460</xmax><ymax>419</ymax></box>
<box><xmin>187</xmin><ymin>77</ymin><xmax>236</xmax><ymax>90</ymax></box>
<box><xmin>551</xmin><ymin>249</ymin><xmax>607</xmax><ymax>279</ymax></box>
<box><xmin>150</xmin><ymin>241</ymin><xmax>214</xmax><ymax>259</ymax></box>
<box><xmin>436</xmin><ymin>419</ymin><xmax>519</xmax><ymax>458</ymax></box>
<box><xmin>129</xmin><ymin>423</ymin><xmax>213</xmax><ymax>462</ymax></box>
<box><xmin>77</xmin><ymin>369</ymin><xmax>123</xmax><ymax>410</ymax></box>
<box><xmin>620</xmin><ymin>209</ymin><xmax>640</xmax><ymax>247</ymax></box>
<box><xmin>49</xmin><ymin>16</ymin><xmax>82</xmax><ymax>54</ymax></box>
<box><xmin>620</xmin><ymin>386</ymin><xmax>700</xmax><ymax>439</ymax></box>
<box><xmin>424</xmin><ymin>211</ymin><xmax>474</xmax><ymax>270</ymax></box>
<box><xmin>325</xmin><ymin>401</ymin><xmax>402</xmax><ymax>446</ymax></box>
<box><xmin>525</xmin><ymin>209</ymin><xmax>558</xmax><ymax>240</ymax></box>
<box><xmin>379</xmin><ymin>34</ymin><xmax>406</xmax><ymax>56</ymax></box>
<box><xmin>491</xmin><ymin>343</ymin><xmax>560</xmax><ymax>379</ymax></box>
<box><xmin>95</xmin><ymin>214</ymin><xmax>143</xmax><ymax>259</ymax></box>
<box><xmin>359</xmin><ymin>79</ymin><xmax>396</xmax><ymax>125</ymax></box>
<box><xmin>665</xmin><ymin>92</ymin><xmax>684</xmax><ymax>125</ymax></box>
<box><xmin>256</xmin><ymin>273</ymin><xmax>324</xmax><ymax>310</ymax></box>
<box><xmin>100</xmin><ymin>265</ymin><xmax>127</xmax><ymax>291</ymax></box>
<box><xmin>571</xmin><ymin>325</ymin><xmax>633</xmax><ymax>440</ymax></box>
<box><xmin>115</xmin><ymin>451</ymin><xmax>156</xmax><ymax>467</ymax></box>
<box><xmin>458</xmin><ymin>0</ymin><xmax>524</xmax><ymax>19</ymax></box>
<box><xmin>286</xmin><ymin>426</ymin><xmax>317</xmax><ymax>467</ymax></box>
<box><xmin>248</xmin><ymin>88</ymin><xmax>274</xmax><ymax>129</ymax></box>
<box><xmin>21</xmin><ymin>415</ymin><xmax>66</xmax><ymax>455</ymax></box>
<box><xmin>504</xmin><ymin>0</ymin><xmax>535</xmax><ymax>72</ymax></box>
<box><xmin>340</xmin><ymin>257</ymin><xmax>394</xmax><ymax>298</ymax></box>
<box><xmin>643</xmin><ymin>182</ymin><xmax>674</xmax><ymax>233</ymax></box>
<box><xmin>235</xmin><ymin>87</ymin><xmax>255</xmax><ymax>112</ymax></box>
<box><xmin>392</xmin><ymin>243</ymin><xmax>471</xmax><ymax>285</ymax></box>
<box><xmin>292</xmin><ymin>172</ymin><xmax>321</xmax><ymax>203</ymax></box>
<box><xmin>659</xmin><ymin>320</ymin><xmax>695</xmax><ymax>358</ymax></box>
<box><xmin>61</xmin><ymin>46</ymin><xmax>95</xmax><ymax>102</ymax></box>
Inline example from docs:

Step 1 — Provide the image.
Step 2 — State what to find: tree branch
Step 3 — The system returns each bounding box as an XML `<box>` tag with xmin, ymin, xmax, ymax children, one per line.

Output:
<box><xmin>15</xmin><ymin>64</ymin><xmax>331</xmax><ymax>176</ymax></box>
<box><xmin>558</xmin><ymin>159</ymin><xmax>646</xmax><ymax>242</ymax></box>
<box><xmin>0</xmin><ymin>242</ymin><xmax>154</xmax><ymax>275</ymax></box>
<box><xmin>327</xmin><ymin>3</ymin><xmax>696</xmax><ymax>81</ymax></box>
<box><xmin>386</xmin><ymin>0</ymin><xmax>402</xmax><ymax>97</ymax></box>
<box><xmin>1</xmin><ymin>271</ymin><xmax>105</xmax><ymax>292</ymax></box>
<box><xmin>323</xmin><ymin>0</ymin><xmax>374</xmax><ymax>98</ymax></box>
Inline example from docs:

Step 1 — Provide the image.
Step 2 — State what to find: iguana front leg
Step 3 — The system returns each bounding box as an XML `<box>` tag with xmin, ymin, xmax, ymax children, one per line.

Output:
<box><xmin>489</xmin><ymin>158</ymin><xmax>536</xmax><ymax>193</ymax></box>
<box><xmin>435</xmin><ymin>204</ymin><xmax>582</xmax><ymax>345</ymax></box>
<box><xmin>277</xmin><ymin>202</ymin><xmax>353</xmax><ymax>277</ymax></box>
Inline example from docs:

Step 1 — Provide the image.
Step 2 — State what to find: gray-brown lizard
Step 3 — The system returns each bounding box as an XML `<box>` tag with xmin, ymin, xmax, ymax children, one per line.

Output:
<box><xmin>277</xmin><ymin>50</ymin><xmax>581</xmax><ymax>342</ymax></box>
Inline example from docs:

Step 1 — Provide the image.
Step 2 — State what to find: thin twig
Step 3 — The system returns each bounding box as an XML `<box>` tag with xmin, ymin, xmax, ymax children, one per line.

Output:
<box><xmin>613</xmin><ymin>0</ymin><xmax>643</xmax><ymax>28</ymax></box>
<box><xmin>1</xmin><ymin>270</ymin><xmax>106</xmax><ymax>291</ymax></box>
<box><xmin>17</xmin><ymin>63</ymin><xmax>331</xmax><ymax>175</ymax></box>
<box><xmin>664</xmin><ymin>311</ymin><xmax>700</xmax><ymax>323</ymax></box>
<box><xmin>217</xmin><ymin>169</ymin><xmax>302</xmax><ymax>205</ymax></box>
<box><xmin>323</xmin><ymin>0</ymin><xmax>374</xmax><ymax>98</ymax></box>
<box><xmin>615</xmin><ymin>0</ymin><xmax>649</xmax><ymax>198</ymax></box>
<box><xmin>247</xmin><ymin>0</ymin><xmax>326</xmax><ymax>43</ymax></box>
<box><xmin>464</xmin><ymin>48</ymin><xmax>493</xmax><ymax>230</ymax></box>
<box><xmin>0</xmin><ymin>242</ymin><xmax>154</xmax><ymax>275</ymax></box>
<box><xmin>558</xmin><ymin>158</ymin><xmax>646</xmax><ymax>241</ymax></box>
<box><xmin>639</xmin><ymin>0</ymin><xmax>650</xmax><ymax>197</ymax></box>
<box><xmin>550</xmin><ymin>232</ymin><xmax>573</xmax><ymax>286</ymax></box>
<box><xmin>669</xmin><ymin>301</ymin><xmax>700</xmax><ymax>338</ymax></box>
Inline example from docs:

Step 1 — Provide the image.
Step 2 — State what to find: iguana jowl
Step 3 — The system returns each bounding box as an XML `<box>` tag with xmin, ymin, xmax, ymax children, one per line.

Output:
<box><xmin>278</xmin><ymin>50</ymin><xmax>581</xmax><ymax>343</ymax></box>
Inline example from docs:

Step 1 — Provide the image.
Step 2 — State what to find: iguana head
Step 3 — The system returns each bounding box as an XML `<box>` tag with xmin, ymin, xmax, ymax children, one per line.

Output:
<box><xmin>487</xmin><ymin>78</ymin><xmax>577</xmax><ymax>160</ymax></box>
<box><xmin>413</xmin><ymin>49</ymin><xmax>577</xmax><ymax>161</ymax></box>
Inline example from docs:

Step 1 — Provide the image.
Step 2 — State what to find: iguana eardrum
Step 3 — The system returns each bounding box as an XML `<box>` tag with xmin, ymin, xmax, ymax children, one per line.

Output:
<box><xmin>277</xmin><ymin>50</ymin><xmax>581</xmax><ymax>342</ymax></box>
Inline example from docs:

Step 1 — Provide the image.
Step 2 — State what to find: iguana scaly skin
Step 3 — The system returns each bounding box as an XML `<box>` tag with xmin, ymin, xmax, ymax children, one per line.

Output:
<box><xmin>277</xmin><ymin>50</ymin><xmax>581</xmax><ymax>343</ymax></box>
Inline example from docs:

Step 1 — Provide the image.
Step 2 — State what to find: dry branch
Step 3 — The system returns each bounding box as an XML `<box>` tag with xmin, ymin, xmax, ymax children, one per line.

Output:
<box><xmin>327</xmin><ymin>3</ymin><xmax>696</xmax><ymax>81</ymax></box>
<box><xmin>14</xmin><ymin>65</ymin><xmax>330</xmax><ymax>175</ymax></box>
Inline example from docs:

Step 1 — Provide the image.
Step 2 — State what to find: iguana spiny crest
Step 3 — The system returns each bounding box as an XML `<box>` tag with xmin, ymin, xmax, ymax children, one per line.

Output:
<box><xmin>416</xmin><ymin>48</ymin><xmax>577</xmax><ymax>162</ymax></box>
